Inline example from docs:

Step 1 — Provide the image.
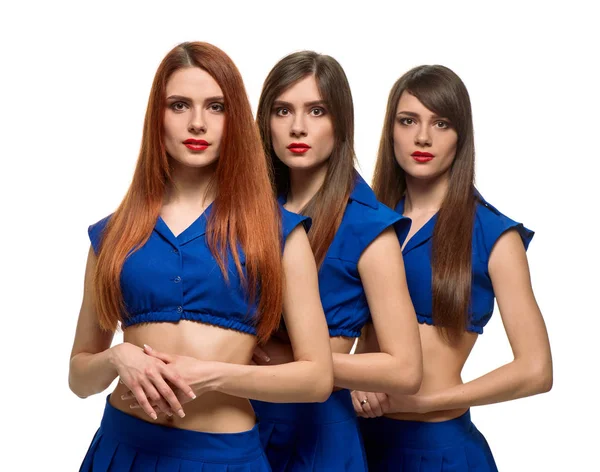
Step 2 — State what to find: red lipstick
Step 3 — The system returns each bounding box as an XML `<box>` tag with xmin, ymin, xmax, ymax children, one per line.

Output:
<box><xmin>411</xmin><ymin>151</ymin><xmax>434</xmax><ymax>163</ymax></box>
<box><xmin>287</xmin><ymin>142</ymin><xmax>311</xmax><ymax>154</ymax></box>
<box><xmin>184</xmin><ymin>139</ymin><xmax>210</xmax><ymax>151</ymax></box>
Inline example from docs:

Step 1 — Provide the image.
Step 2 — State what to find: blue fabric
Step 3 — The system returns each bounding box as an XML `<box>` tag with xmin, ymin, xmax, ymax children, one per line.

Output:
<box><xmin>396</xmin><ymin>192</ymin><xmax>534</xmax><ymax>333</ymax></box>
<box><xmin>280</xmin><ymin>173</ymin><xmax>410</xmax><ymax>338</ymax></box>
<box><xmin>251</xmin><ymin>390</ymin><xmax>367</xmax><ymax>471</ymax></box>
<box><xmin>87</xmin><ymin>204</ymin><xmax>308</xmax><ymax>335</ymax></box>
<box><xmin>80</xmin><ymin>397</ymin><xmax>271</xmax><ymax>471</ymax></box>
<box><xmin>359</xmin><ymin>410</ymin><xmax>497</xmax><ymax>471</ymax></box>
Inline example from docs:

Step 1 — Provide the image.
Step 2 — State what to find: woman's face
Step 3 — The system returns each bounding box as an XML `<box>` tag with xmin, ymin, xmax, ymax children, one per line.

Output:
<box><xmin>269</xmin><ymin>75</ymin><xmax>334</xmax><ymax>173</ymax></box>
<box><xmin>393</xmin><ymin>91</ymin><xmax>458</xmax><ymax>181</ymax></box>
<box><xmin>163</xmin><ymin>67</ymin><xmax>225</xmax><ymax>169</ymax></box>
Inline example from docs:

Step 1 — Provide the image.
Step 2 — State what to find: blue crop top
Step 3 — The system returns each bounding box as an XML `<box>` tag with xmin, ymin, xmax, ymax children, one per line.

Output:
<box><xmin>280</xmin><ymin>174</ymin><xmax>410</xmax><ymax>338</ymax></box>
<box><xmin>87</xmin><ymin>204</ymin><xmax>309</xmax><ymax>335</ymax></box>
<box><xmin>396</xmin><ymin>193</ymin><xmax>534</xmax><ymax>334</ymax></box>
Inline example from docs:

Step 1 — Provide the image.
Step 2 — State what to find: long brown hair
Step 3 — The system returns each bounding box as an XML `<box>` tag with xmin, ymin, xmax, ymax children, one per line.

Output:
<box><xmin>373</xmin><ymin>65</ymin><xmax>476</xmax><ymax>341</ymax></box>
<box><xmin>94</xmin><ymin>42</ymin><xmax>283</xmax><ymax>342</ymax></box>
<box><xmin>256</xmin><ymin>51</ymin><xmax>356</xmax><ymax>267</ymax></box>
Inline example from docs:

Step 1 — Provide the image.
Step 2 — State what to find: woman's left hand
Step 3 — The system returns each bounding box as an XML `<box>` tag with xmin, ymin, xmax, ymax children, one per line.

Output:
<box><xmin>122</xmin><ymin>345</ymin><xmax>220</xmax><ymax>411</ymax></box>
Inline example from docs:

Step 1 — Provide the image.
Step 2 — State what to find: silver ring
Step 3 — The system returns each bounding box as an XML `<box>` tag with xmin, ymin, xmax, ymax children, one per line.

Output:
<box><xmin>360</xmin><ymin>398</ymin><xmax>369</xmax><ymax>406</ymax></box>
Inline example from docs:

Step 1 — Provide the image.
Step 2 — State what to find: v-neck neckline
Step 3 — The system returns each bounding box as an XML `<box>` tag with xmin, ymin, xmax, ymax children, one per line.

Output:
<box><xmin>155</xmin><ymin>202</ymin><xmax>214</xmax><ymax>247</ymax></box>
<box><xmin>396</xmin><ymin>198</ymin><xmax>439</xmax><ymax>254</ymax></box>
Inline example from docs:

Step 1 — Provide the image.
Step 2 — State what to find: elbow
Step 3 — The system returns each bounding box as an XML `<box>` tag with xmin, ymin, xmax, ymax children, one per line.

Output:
<box><xmin>520</xmin><ymin>357</ymin><xmax>552</xmax><ymax>395</ymax></box>
<box><xmin>68</xmin><ymin>376</ymin><xmax>89</xmax><ymax>399</ymax></box>
<box><xmin>532</xmin><ymin>362</ymin><xmax>553</xmax><ymax>394</ymax></box>
<box><xmin>388</xmin><ymin>357</ymin><xmax>423</xmax><ymax>395</ymax></box>
<box><xmin>397</xmin><ymin>363</ymin><xmax>423</xmax><ymax>395</ymax></box>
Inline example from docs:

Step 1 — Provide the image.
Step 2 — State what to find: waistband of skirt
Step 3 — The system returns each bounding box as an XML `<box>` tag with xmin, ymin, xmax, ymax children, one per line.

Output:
<box><xmin>99</xmin><ymin>396</ymin><xmax>263</xmax><ymax>462</ymax></box>
<box><xmin>359</xmin><ymin>409</ymin><xmax>476</xmax><ymax>448</ymax></box>
<box><xmin>251</xmin><ymin>389</ymin><xmax>356</xmax><ymax>425</ymax></box>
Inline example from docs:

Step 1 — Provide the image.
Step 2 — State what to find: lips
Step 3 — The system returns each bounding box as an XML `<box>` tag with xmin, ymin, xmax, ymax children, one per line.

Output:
<box><xmin>411</xmin><ymin>151</ymin><xmax>434</xmax><ymax>163</ymax></box>
<box><xmin>183</xmin><ymin>139</ymin><xmax>210</xmax><ymax>151</ymax></box>
<box><xmin>287</xmin><ymin>142</ymin><xmax>311</xmax><ymax>154</ymax></box>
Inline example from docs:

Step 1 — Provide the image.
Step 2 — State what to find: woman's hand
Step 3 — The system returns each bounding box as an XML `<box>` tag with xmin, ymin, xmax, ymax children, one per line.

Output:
<box><xmin>351</xmin><ymin>390</ymin><xmax>390</xmax><ymax>418</ymax></box>
<box><xmin>122</xmin><ymin>345</ymin><xmax>218</xmax><ymax>412</ymax></box>
<box><xmin>111</xmin><ymin>342</ymin><xmax>196</xmax><ymax>420</ymax></box>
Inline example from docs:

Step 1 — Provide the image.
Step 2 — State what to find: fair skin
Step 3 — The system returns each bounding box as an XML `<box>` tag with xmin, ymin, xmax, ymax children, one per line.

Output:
<box><xmin>253</xmin><ymin>75</ymin><xmax>423</xmax><ymax>395</ymax></box>
<box><xmin>352</xmin><ymin>91</ymin><xmax>553</xmax><ymax>421</ymax></box>
<box><xmin>69</xmin><ymin>67</ymin><xmax>333</xmax><ymax>433</ymax></box>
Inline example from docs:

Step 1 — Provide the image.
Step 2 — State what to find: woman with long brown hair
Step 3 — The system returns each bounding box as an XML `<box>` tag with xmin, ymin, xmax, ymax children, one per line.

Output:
<box><xmin>249</xmin><ymin>51</ymin><xmax>423</xmax><ymax>471</ymax></box>
<box><xmin>354</xmin><ymin>65</ymin><xmax>553</xmax><ymax>471</ymax></box>
<box><xmin>69</xmin><ymin>42</ymin><xmax>333</xmax><ymax>471</ymax></box>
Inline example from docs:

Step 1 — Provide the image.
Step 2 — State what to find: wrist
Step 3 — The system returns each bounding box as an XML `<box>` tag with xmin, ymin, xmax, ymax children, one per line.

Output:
<box><xmin>190</xmin><ymin>360</ymin><xmax>228</xmax><ymax>394</ymax></box>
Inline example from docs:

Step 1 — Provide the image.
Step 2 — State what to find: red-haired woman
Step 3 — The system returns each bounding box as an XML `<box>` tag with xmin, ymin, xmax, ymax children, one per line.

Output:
<box><xmin>354</xmin><ymin>65</ymin><xmax>553</xmax><ymax>471</ymax></box>
<box><xmin>69</xmin><ymin>42</ymin><xmax>333</xmax><ymax>471</ymax></box>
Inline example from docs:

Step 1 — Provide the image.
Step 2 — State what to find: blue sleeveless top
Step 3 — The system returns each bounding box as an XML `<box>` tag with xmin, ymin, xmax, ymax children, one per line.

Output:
<box><xmin>396</xmin><ymin>193</ymin><xmax>534</xmax><ymax>333</ymax></box>
<box><xmin>88</xmin><ymin>204</ymin><xmax>309</xmax><ymax>335</ymax></box>
<box><xmin>281</xmin><ymin>174</ymin><xmax>410</xmax><ymax>338</ymax></box>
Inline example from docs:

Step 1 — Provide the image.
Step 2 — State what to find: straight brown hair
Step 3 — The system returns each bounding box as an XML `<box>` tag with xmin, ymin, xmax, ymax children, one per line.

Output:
<box><xmin>256</xmin><ymin>51</ymin><xmax>356</xmax><ymax>267</ymax></box>
<box><xmin>373</xmin><ymin>65</ymin><xmax>476</xmax><ymax>342</ymax></box>
<box><xmin>94</xmin><ymin>42</ymin><xmax>283</xmax><ymax>342</ymax></box>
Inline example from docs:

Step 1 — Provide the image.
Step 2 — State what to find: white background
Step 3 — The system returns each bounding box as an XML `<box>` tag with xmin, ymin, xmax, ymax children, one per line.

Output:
<box><xmin>1</xmin><ymin>1</ymin><xmax>597</xmax><ymax>470</ymax></box>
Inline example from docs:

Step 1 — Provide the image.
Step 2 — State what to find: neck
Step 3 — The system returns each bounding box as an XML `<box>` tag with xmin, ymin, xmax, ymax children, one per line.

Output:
<box><xmin>165</xmin><ymin>160</ymin><xmax>217</xmax><ymax>207</ymax></box>
<box><xmin>286</xmin><ymin>162</ymin><xmax>329</xmax><ymax>212</ymax></box>
<box><xmin>403</xmin><ymin>171</ymin><xmax>450</xmax><ymax>214</ymax></box>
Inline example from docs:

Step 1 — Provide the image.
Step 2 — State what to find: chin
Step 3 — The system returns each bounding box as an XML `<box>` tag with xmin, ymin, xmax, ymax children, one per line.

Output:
<box><xmin>172</xmin><ymin>155</ymin><xmax>219</xmax><ymax>169</ymax></box>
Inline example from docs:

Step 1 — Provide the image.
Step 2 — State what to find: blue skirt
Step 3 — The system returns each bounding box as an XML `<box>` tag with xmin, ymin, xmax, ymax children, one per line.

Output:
<box><xmin>251</xmin><ymin>389</ymin><xmax>367</xmax><ymax>471</ymax></box>
<box><xmin>359</xmin><ymin>410</ymin><xmax>498</xmax><ymax>471</ymax></box>
<box><xmin>80</xmin><ymin>397</ymin><xmax>271</xmax><ymax>471</ymax></box>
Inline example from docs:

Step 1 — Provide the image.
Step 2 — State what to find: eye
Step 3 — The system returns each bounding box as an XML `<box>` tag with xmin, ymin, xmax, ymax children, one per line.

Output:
<box><xmin>209</xmin><ymin>102</ymin><xmax>225</xmax><ymax>112</ymax></box>
<box><xmin>398</xmin><ymin>117</ymin><xmax>415</xmax><ymax>125</ymax></box>
<box><xmin>434</xmin><ymin>120</ymin><xmax>450</xmax><ymax>129</ymax></box>
<box><xmin>275</xmin><ymin>107</ymin><xmax>290</xmax><ymax>117</ymax></box>
<box><xmin>310</xmin><ymin>107</ymin><xmax>326</xmax><ymax>117</ymax></box>
<box><xmin>170</xmin><ymin>101</ymin><xmax>189</xmax><ymax>112</ymax></box>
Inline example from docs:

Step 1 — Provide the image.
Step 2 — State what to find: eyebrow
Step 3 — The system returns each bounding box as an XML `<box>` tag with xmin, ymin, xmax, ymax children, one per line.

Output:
<box><xmin>166</xmin><ymin>95</ymin><xmax>225</xmax><ymax>103</ymax></box>
<box><xmin>396</xmin><ymin>110</ymin><xmax>447</xmax><ymax>120</ymax></box>
<box><xmin>273</xmin><ymin>100</ymin><xmax>327</xmax><ymax>108</ymax></box>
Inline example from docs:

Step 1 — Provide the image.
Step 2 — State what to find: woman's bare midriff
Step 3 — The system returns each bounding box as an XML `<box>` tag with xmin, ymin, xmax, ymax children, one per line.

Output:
<box><xmin>363</xmin><ymin>323</ymin><xmax>478</xmax><ymax>422</ymax></box>
<box><xmin>109</xmin><ymin>320</ymin><xmax>257</xmax><ymax>433</ymax></box>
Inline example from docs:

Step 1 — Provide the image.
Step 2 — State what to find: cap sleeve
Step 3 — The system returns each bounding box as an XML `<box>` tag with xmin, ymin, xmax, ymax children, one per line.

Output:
<box><xmin>353</xmin><ymin>203</ymin><xmax>409</xmax><ymax>261</ymax></box>
<box><xmin>88</xmin><ymin>215</ymin><xmax>112</xmax><ymax>255</ymax></box>
<box><xmin>280</xmin><ymin>205</ymin><xmax>311</xmax><ymax>243</ymax></box>
<box><xmin>477</xmin><ymin>203</ymin><xmax>534</xmax><ymax>254</ymax></box>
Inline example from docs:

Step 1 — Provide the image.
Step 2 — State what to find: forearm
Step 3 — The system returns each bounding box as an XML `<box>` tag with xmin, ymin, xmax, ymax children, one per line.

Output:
<box><xmin>396</xmin><ymin>358</ymin><xmax>552</xmax><ymax>413</ymax></box>
<box><xmin>333</xmin><ymin>352</ymin><xmax>421</xmax><ymax>394</ymax></box>
<box><xmin>69</xmin><ymin>349</ymin><xmax>118</xmax><ymax>398</ymax></box>
<box><xmin>202</xmin><ymin>360</ymin><xmax>333</xmax><ymax>403</ymax></box>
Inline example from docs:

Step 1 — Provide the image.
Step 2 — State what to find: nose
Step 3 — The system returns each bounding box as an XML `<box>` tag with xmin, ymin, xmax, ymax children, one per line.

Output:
<box><xmin>290</xmin><ymin>113</ymin><xmax>307</xmax><ymax>138</ymax></box>
<box><xmin>188</xmin><ymin>107</ymin><xmax>206</xmax><ymax>134</ymax></box>
<box><xmin>415</xmin><ymin>124</ymin><xmax>432</xmax><ymax>146</ymax></box>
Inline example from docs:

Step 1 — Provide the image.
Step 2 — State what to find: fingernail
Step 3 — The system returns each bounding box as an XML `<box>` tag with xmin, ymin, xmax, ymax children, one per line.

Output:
<box><xmin>120</xmin><ymin>394</ymin><xmax>126</xmax><ymax>400</ymax></box>
<box><xmin>166</xmin><ymin>411</ymin><xmax>173</xmax><ymax>417</ymax></box>
<box><xmin>264</xmin><ymin>356</ymin><xmax>271</xmax><ymax>362</ymax></box>
<box><xmin>189</xmin><ymin>392</ymin><xmax>197</xmax><ymax>399</ymax></box>
<box><xmin>144</xmin><ymin>344</ymin><xmax>152</xmax><ymax>351</ymax></box>
<box><xmin>178</xmin><ymin>409</ymin><xmax>185</xmax><ymax>418</ymax></box>
<box><xmin>151</xmin><ymin>413</ymin><xmax>158</xmax><ymax>420</ymax></box>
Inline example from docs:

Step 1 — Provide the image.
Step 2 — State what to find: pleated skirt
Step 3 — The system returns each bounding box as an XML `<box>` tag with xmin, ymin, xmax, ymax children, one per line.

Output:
<box><xmin>359</xmin><ymin>410</ymin><xmax>498</xmax><ymax>471</ymax></box>
<box><xmin>80</xmin><ymin>397</ymin><xmax>271</xmax><ymax>471</ymax></box>
<box><xmin>250</xmin><ymin>389</ymin><xmax>367</xmax><ymax>471</ymax></box>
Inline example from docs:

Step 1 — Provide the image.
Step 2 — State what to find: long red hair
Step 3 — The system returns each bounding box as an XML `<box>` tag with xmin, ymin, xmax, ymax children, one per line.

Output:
<box><xmin>94</xmin><ymin>42</ymin><xmax>283</xmax><ymax>342</ymax></box>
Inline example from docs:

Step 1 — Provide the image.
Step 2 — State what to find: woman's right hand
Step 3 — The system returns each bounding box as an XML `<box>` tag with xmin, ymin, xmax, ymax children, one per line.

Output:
<box><xmin>110</xmin><ymin>342</ymin><xmax>195</xmax><ymax>420</ymax></box>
